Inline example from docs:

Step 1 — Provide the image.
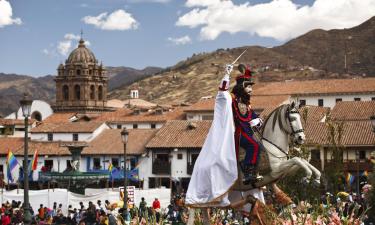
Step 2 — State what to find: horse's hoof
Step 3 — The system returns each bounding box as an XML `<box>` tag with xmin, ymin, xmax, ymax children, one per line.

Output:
<box><xmin>312</xmin><ymin>179</ymin><xmax>321</xmax><ymax>188</ymax></box>
<box><xmin>301</xmin><ymin>177</ymin><xmax>310</xmax><ymax>185</ymax></box>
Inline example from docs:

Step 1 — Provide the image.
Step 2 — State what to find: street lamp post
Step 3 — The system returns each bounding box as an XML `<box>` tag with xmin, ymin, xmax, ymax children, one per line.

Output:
<box><xmin>356</xmin><ymin>150</ymin><xmax>360</xmax><ymax>196</ymax></box>
<box><xmin>20</xmin><ymin>93</ymin><xmax>33</xmax><ymax>225</ymax></box>
<box><xmin>121</xmin><ymin>128</ymin><xmax>129</xmax><ymax>221</ymax></box>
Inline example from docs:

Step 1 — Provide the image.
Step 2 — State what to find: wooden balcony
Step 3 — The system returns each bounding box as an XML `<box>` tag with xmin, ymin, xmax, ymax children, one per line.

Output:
<box><xmin>152</xmin><ymin>160</ymin><xmax>170</xmax><ymax>175</ymax></box>
<box><xmin>313</xmin><ymin>160</ymin><xmax>373</xmax><ymax>172</ymax></box>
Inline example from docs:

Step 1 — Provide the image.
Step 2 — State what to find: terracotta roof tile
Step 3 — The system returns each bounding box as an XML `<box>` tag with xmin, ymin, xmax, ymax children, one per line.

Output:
<box><xmin>31</xmin><ymin>122</ymin><xmax>106</xmax><ymax>133</ymax></box>
<box><xmin>331</xmin><ymin>101</ymin><xmax>375</xmax><ymax>121</ymax></box>
<box><xmin>95</xmin><ymin>107</ymin><xmax>186</xmax><ymax>123</ymax></box>
<box><xmin>0</xmin><ymin>138</ymin><xmax>24</xmax><ymax>155</ymax></box>
<box><xmin>299</xmin><ymin>106</ymin><xmax>330</xmax><ymax>123</ymax></box>
<box><xmin>83</xmin><ymin>129</ymin><xmax>158</xmax><ymax>155</ymax></box>
<box><xmin>42</xmin><ymin>112</ymin><xmax>77</xmax><ymax>123</ymax></box>
<box><xmin>253</xmin><ymin>78</ymin><xmax>375</xmax><ymax>96</ymax></box>
<box><xmin>0</xmin><ymin>118</ymin><xmax>35</xmax><ymax>126</ymax></box>
<box><xmin>146</xmin><ymin>120</ymin><xmax>212</xmax><ymax>148</ymax></box>
<box><xmin>305</xmin><ymin>121</ymin><xmax>375</xmax><ymax>146</ymax></box>
<box><xmin>184</xmin><ymin>95</ymin><xmax>289</xmax><ymax>112</ymax></box>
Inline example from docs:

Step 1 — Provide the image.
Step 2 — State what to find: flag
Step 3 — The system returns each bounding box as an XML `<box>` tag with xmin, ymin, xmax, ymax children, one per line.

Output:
<box><xmin>29</xmin><ymin>150</ymin><xmax>38</xmax><ymax>171</ymax></box>
<box><xmin>128</xmin><ymin>168</ymin><xmax>139</xmax><ymax>182</ymax></box>
<box><xmin>346</xmin><ymin>173</ymin><xmax>355</xmax><ymax>185</ymax></box>
<box><xmin>6</xmin><ymin>150</ymin><xmax>19</xmax><ymax>182</ymax></box>
<box><xmin>108</xmin><ymin>163</ymin><xmax>113</xmax><ymax>172</ymax></box>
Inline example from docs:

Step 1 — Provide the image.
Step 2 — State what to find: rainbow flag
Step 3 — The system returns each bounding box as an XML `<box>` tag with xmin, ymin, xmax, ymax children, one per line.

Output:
<box><xmin>346</xmin><ymin>172</ymin><xmax>355</xmax><ymax>185</ymax></box>
<box><xmin>29</xmin><ymin>150</ymin><xmax>38</xmax><ymax>171</ymax></box>
<box><xmin>6</xmin><ymin>150</ymin><xmax>19</xmax><ymax>182</ymax></box>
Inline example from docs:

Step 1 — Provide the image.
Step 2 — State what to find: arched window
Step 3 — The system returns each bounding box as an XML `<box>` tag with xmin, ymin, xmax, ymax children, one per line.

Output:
<box><xmin>31</xmin><ymin>111</ymin><xmax>42</xmax><ymax>122</ymax></box>
<box><xmin>90</xmin><ymin>85</ymin><xmax>95</xmax><ymax>100</ymax></box>
<box><xmin>63</xmin><ymin>85</ymin><xmax>69</xmax><ymax>101</ymax></box>
<box><xmin>75</xmin><ymin>85</ymin><xmax>81</xmax><ymax>100</ymax></box>
<box><xmin>98</xmin><ymin>86</ymin><xmax>103</xmax><ymax>100</ymax></box>
<box><xmin>76</xmin><ymin>69</ymin><xmax>81</xmax><ymax>75</ymax></box>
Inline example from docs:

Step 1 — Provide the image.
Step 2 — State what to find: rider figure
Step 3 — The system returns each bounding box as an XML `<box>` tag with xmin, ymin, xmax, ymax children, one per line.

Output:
<box><xmin>219</xmin><ymin>64</ymin><xmax>263</xmax><ymax>185</ymax></box>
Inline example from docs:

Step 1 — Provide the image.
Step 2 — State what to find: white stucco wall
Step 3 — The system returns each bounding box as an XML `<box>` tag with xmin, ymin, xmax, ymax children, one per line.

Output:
<box><xmin>109</xmin><ymin>123</ymin><xmax>163</xmax><ymax>130</ymax></box>
<box><xmin>186</xmin><ymin>113</ymin><xmax>213</xmax><ymax>121</ymax></box>
<box><xmin>292</xmin><ymin>94</ymin><xmax>375</xmax><ymax>108</ymax></box>
<box><xmin>16</xmin><ymin>100</ymin><xmax>53</xmax><ymax>121</ymax></box>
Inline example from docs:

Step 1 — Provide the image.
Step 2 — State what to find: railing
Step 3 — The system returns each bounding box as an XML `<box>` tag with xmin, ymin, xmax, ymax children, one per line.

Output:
<box><xmin>152</xmin><ymin>161</ymin><xmax>170</xmax><ymax>174</ymax></box>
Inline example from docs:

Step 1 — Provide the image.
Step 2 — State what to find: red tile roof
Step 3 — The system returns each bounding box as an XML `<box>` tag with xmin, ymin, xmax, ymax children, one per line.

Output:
<box><xmin>0</xmin><ymin>118</ymin><xmax>35</xmax><ymax>126</ymax></box>
<box><xmin>331</xmin><ymin>101</ymin><xmax>375</xmax><ymax>121</ymax></box>
<box><xmin>305</xmin><ymin>121</ymin><xmax>375</xmax><ymax>146</ymax></box>
<box><xmin>42</xmin><ymin>112</ymin><xmax>77</xmax><ymax>123</ymax></box>
<box><xmin>183</xmin><ymin>95</ymin><xmax>289</xmax><ymax>112</ymax></box>
<box><xmin>146</xmin><ymin>120</ymin><xmax>212</xmax><ymax>148</ymax></box>
<box><xmin>94</xmin><ymin>107</ymin><xmax>186</xmax><ymax>123</ymax></box>
<box><xmin>252</xmin><ymin>78</ymin><xmax>375</xmax><ymax>96</ymax></box>
<box><xmin>31</xmin><ymin>122</ymin><xmax>106</xmax><ymax>133</ymax></box>
<box><xmin>83</xmin><ymin>129</ymin><xmax>157</xmax><ymax>155</ymax></box>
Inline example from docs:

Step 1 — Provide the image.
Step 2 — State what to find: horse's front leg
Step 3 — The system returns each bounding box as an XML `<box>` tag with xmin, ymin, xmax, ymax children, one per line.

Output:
<box><xmin>275</xmin><ymin>157</ymin><xmax>313</xmax><ymax>181</ymax></box>
<box><xmin>301</xmin><ymin>158</ymin><xmax>321</xmax><ymax>185</ymax></box>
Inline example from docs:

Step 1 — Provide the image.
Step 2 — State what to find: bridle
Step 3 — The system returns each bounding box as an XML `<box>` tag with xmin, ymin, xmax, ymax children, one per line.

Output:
<box><xmin>286</xmin><ymin>107</ymin><xmax>304</xmax><ymax>136</ymax></box>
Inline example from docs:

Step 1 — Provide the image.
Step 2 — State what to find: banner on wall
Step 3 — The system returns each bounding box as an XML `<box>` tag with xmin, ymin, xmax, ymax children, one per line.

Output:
<box><xmin>120</xmin><ymin>186</ymin><xmax>135</xmax><ymax>208</ymax></box>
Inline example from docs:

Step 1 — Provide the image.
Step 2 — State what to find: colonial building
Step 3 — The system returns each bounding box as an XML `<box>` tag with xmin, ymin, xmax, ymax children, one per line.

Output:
<box><xmin>53</xmin><ymin>38</ymin><xmax>111</xmax><ymax>113</ymax></box>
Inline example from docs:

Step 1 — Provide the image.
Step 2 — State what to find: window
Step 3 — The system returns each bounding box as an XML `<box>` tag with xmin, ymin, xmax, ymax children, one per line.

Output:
<box><xmin>44</xmin><ymin>160</ymin><xmax>54</xmax><ymax>171</ymax></box>
<box><xmin>76</xmin><ymin>69</ymin><xmax>81</xmax><ymax>75</ymax></box>
<box><xmin>75</xmin><ymin>85</ymin><xmax>81</xmax><ymax>100</ymax></box>
<box><xmin>93</xmin><ymin>158</ymin><xmax>101</xmax><ymax>170</ymax></box>
<box><xmin>47</xmin><ymin>133</ymin><xmax>53</xmax><ymax>141</ymax></box>
<box><xmin>354</xmin><ymin>97</ymin><xmax>361</xmax><ymax>101</ymax></box>
<box><xmin>335</xmin><ymin>98</ymin><xmax>342</xmax><ymax>103</ymax></box>
<box><xmin>112</xmin><ymin>158</ymin><xmax>119</xmax><ymax>168</ymax></box>
<box><xmin>299</xmin><ymin>99</ymin><xmax>306</xmax><ymax>107</ymax></box>
<box><xmin>0</xmin><ymin>164</ymin><xmax>3</xmax><ymax>175</ymax></box>
<box><xmin>310</xmin><ymin>150</ymin><xmax>320</xmax><ymax>161</ymax></box>
<box><xmin>98</xmin><ymin>86</ymin><xmax>103</xmax><ymax>100</ymax></box>
<box><xmin>133</xmin><ymin>124</ymin><xmax>138</xmax><ymax>129</ymax></box>
<box><xmin>202</xmin><ymin>115</ymin><xmax>214</xmax><ymax>120</ymax></box>
<box><xmin>372</xmin><ymin>97</ymin><xmax>375</xmax><ymax>101</ymax></box>
<box><xmin>177</xmin><ymin>154</ymin><xmax>183</xmax><ymax>160</ymax></box>
<box><xmin>90</xmin><ymin>85</ymin><xmax>95</xmax><ymax>100</ymax></box>
<box><xmin>151</xmin><ymin>124</ymin><xmax>156</xmax><ymax>129</ymax></box>
<box><xmin>117</xmin><ymin>124</ymin><xmax>122</xmax><ymax>129</ymax></box>
<box><xmin>73</xmin><ymin>133</ymin><xmax>79</xmax><ymax>141</ymax></box>
<box><xmin>63</xmin><ymin>85</ymin><xmax>69</xmax><ymax>101</ymax></box>
<box><xmin>66</xmin><ymin>160</ymin><xmax>72</xmax><ymax>170</ymax></box>
<box><xmin>318</xmin><ymin>99</ymin><xmax>324</xmax><ymax>107</ymax></box>
<box><xmin>359</xmin><ymin>150</ymin><xmax>366</xmax><ymax>160</ymax></box>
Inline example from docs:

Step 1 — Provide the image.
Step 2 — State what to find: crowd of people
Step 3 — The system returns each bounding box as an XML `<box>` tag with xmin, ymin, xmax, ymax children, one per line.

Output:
<box><xmin>0</xmin><ymin>187</ymin><xmax>372</xmax><ymax>225</ymax></box>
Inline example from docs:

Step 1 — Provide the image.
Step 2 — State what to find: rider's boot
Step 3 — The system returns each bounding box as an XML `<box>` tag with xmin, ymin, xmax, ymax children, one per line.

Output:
<box><xmin>240</xmin><ymin>162</ymin><xmax>263</xmax><ymax>185</ymax></box>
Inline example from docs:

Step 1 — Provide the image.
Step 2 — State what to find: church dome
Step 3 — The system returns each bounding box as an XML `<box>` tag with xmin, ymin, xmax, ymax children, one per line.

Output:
<box><xmin>66</xmin><ymin>39</ymin><xmax>97</xmax><ymax>64</ymax></box>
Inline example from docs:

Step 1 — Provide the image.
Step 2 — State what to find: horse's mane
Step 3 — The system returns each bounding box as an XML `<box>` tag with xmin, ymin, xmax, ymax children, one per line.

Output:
<box><xmin>261</xmin><ymin>104</ymin><xmax>289</xmax><ymax>134</ymax></box>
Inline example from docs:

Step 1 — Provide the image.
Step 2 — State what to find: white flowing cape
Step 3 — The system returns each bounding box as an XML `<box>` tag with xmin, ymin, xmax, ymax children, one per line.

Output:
<box><xmin>185</xmin><ymin>90</ymin><xmax>238</xmax><ymax>207</ymax></box>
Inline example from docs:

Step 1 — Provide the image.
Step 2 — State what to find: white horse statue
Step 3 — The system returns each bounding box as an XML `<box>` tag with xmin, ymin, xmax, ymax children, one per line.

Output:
<box><xmin>186</xmin><ymin>103</ymin><xmax>321</xmax><ymax>224</ymax></box>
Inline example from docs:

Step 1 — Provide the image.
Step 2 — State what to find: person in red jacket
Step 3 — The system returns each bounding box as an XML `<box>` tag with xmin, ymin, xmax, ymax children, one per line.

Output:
<box><xmin>1</xmin><ymin>212</ymin><xmax>11</xmax><ymax>225</ymax></box>
<box><xmin>152</xmin><ymin>198</ymin><xmax>161</xmax><ymax>223</ymax></box>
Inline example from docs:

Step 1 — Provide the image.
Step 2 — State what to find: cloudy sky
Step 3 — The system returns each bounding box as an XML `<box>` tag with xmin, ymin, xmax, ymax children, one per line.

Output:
<box><xmin>0</xmin><ymin>0</ymin><xmax>374</xmax><ymax>76</ymax></box>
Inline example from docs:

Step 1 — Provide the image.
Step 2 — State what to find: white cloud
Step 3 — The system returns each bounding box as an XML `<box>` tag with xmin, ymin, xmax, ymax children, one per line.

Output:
<box><xmin>0</xmin><ymin>0</ymin><xmax>22</xmax><ymax>28</ymax></box>
<box><xmin>82</xmin><ymin>9</ymin><xmax>138</xmax><ymax>31</ymax></box>
<box><xmin>176</xmin><ymin>0</ymin><xmax>375</xmax><ymax>41</ymax></box>
<box><xmin>43</xmin><ymin>33</ymin><xmax>91</xmax><ymax>57</ymax></box>
<box><xmin>167</xmin><ymin>35</ymin><xmax>192</xmax><ymax>45</ymax></box>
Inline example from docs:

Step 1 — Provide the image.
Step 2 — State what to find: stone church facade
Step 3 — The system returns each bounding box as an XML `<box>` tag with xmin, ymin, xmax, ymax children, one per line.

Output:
<box><xmin>53</xmin><ymin>38</ymin><xmax>111</xmax><ymax>113</ymax></box>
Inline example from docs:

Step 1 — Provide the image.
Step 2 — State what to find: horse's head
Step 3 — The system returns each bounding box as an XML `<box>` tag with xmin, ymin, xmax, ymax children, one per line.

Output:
<box><xmin>286</xmin><ymin>102</ymin><xmax>305</xmax><ymax>145</ymax></box>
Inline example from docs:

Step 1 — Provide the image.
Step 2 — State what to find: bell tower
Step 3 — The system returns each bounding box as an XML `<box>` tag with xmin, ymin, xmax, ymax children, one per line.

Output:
<box><xmin>53</xmin><ymin>38</ymin><xmax>111</xmax><ymax>113</ymax></box>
